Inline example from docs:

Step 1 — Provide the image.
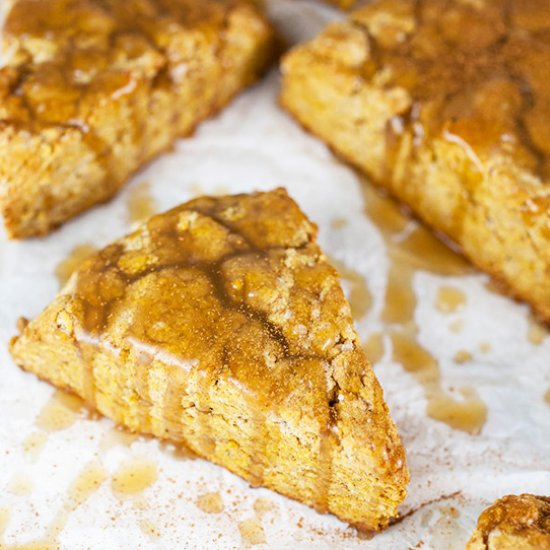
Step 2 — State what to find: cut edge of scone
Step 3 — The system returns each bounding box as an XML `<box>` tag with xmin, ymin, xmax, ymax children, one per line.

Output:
<box><xmin>9</xmin><ymin>188</ymin><xmax>409</xmax><ymax>532</ymax></box>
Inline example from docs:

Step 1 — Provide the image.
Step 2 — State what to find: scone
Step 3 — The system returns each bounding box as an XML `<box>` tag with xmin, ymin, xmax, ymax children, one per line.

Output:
<box><xmin>0</xmin><ymin>0</ymin><xmax>274</xmax><ymax>238</ymax></box>
<box><xmin>280</xmin><ymin>0</ymin><xmax>550</xmax><ymax>322</ymax></box>
<box><xmin>467</xmin><ymin>494</ymin><xmax>550</xmax><ymax>549</ymax></box>
<box><xmin>326</xmin><ymin>0</ymin><xmax>359</xmax><ymax>9</ymax></box>
<box><xmin>10</xmin><ymin>188</ymin><xmax>409</xmax><ymax>532</ymax></box>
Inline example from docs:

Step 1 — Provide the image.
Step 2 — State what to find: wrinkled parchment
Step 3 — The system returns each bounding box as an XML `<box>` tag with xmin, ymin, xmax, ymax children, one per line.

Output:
<box><xmin>0</xmin><ymin>1</ymin><xmax>549</xmax><ymax>548</ymax></box>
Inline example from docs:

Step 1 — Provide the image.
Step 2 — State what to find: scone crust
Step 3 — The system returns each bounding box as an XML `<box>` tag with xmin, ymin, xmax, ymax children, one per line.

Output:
<box><xmin>10</xmin><ymin>188</ymin><xmax>409</xmax><ymax>532</ymax></box>
<box><xmin>280</xmin><ymin>0</ymin><xmax>550</xmax><ymax>322</ymax></box>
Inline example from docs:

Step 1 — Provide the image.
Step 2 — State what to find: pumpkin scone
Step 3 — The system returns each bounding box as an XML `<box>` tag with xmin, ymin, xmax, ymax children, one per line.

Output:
<box><xmin>467</xmin><ymin>494</ymin><xmax>550</xmax><ymax>549</ymax></box>
<box><xmin>0</xmin><ymin>0</ymin><xmax>274</xmax><ymax>238</ymax></box>
<box><xmin>326</xmin><ymin>0</ymin><xmax>359</xmax><ymax>9</ymax></box>
<box><xmin>280</xmin><ymin>0</ymin><xmax>550</xmax><ymax>322</ymax></box>
<box><xmin>10</xmin><ymin>188</ymin><xmax>409</xmax><ymax>531</ymax></box>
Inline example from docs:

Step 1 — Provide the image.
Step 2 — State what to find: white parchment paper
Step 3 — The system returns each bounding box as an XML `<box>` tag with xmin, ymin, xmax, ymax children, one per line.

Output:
<box><xmin>1</xmin><ymin>1</ymin><xmax>549</xmax><ymax>548</ymax></box>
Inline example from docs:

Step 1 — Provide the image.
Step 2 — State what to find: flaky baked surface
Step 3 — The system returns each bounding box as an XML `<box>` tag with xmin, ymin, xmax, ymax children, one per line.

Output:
<box><xmin>9</xmin><ymin>188</ymin><xmax>409</xmax><ymax>532</ymax></box>
<box><xmin>0</xmin><ymin>0</ymin><xmax>274</xmax><ymax>238</ymax></box>
<box><xmin>467</xmin><ymin>494</ymin><xmax>550</xmax><ymax>549</ymax></box>
<box><xmin>280</xmin><ymin>0</ymin><xmax>550</xmax><ymax>322</ymax></box>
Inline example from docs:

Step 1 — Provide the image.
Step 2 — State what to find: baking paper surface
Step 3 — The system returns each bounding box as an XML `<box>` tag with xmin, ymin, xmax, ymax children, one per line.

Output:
<box><xmin>1</xmin><ymin>1</ymin><xmax>549</xmax><ymax>548</ymax></box>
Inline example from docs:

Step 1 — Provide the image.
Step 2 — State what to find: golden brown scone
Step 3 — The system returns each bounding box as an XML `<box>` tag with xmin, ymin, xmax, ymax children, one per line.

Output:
<box><xmin>0</xmin><ymin>0</ymin><xmax>274</xmax><ymax>239</ymax></box>
<box><xmin>10</xmin><ymin>188</ymin><xmax>409</xmax><ymax>532</ymax></box>
<box><xmin>467</xmin><ymin>494</ymin><xmax>550</xmax><ymax>549</ymax></box>
<box><xmin>325</xmin><ymin>0</ymin><xmax>359</xmax><ymax>9</ymax></box>
<box><xmin>280</xmin><ymin>0</ymin><xmax>550</xmax><ymax>323</ymax></box>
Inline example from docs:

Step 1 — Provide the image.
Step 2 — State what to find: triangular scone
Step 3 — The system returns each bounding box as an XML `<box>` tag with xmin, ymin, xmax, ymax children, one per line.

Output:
<box><xmin>0</xmin><ymin>0</ymin><xmax>274</xmax><ymax>238</ymax></box>
<box><xmin>10</xmin><ymin>188</ymin><xmax>409</xmax><ymax>531</ymax></box>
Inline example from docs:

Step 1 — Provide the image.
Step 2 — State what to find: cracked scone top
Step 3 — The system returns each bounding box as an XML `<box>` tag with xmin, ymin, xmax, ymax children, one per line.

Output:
<box><xmin>10</xmin><ymin>188</ymin><xmax>409</xmax><ymax>531</ymax></box>
<box><xmin>280</xmin><ymin>0</ymin><xmax>550</xmax><ymax>322</ymax></box>
<box><xmin>467</xmin><ymin>494</ymin><xmax>550</xmax><ymax>549</ymax></box>
<box><xmin>0</xmin><ymin>0</ymin><xmax>274</xmax><ymax>238</ymax></box>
